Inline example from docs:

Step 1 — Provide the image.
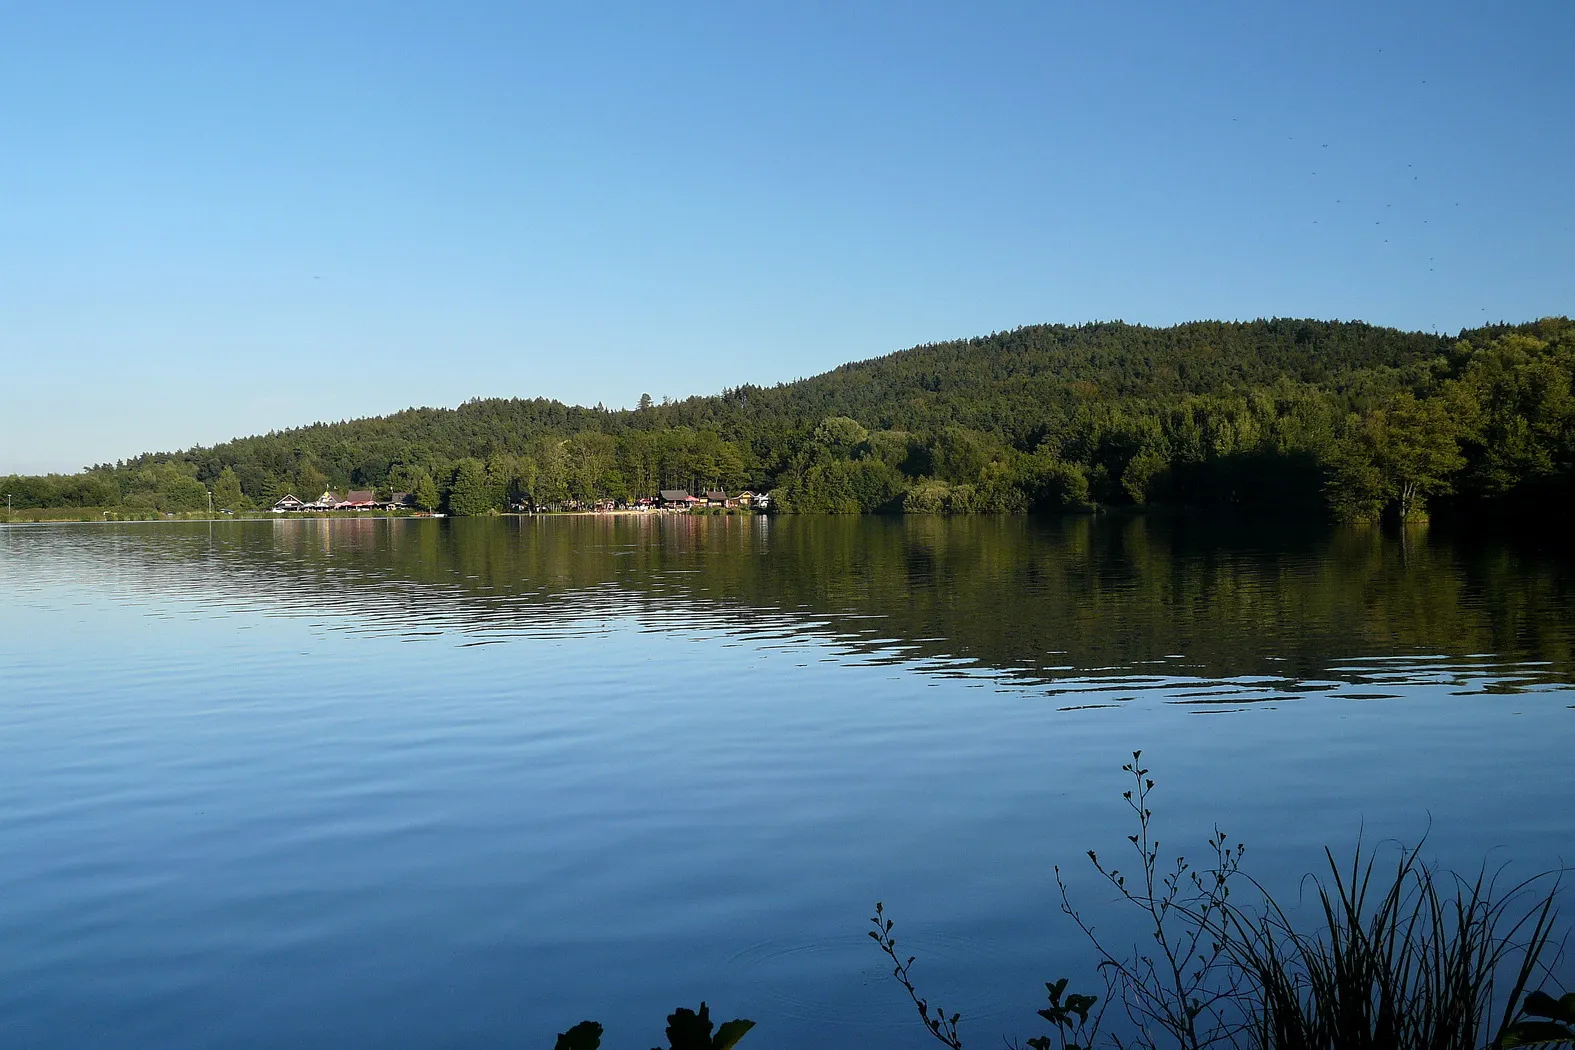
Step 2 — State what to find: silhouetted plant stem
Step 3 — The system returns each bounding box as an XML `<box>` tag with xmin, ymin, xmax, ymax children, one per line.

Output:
<box><xmin>873</xmin><ymin>753</ymin><xmax>1568</xmax><ymax>1050</ymax></box>
<box><xmin>870</xmin><ymin>901</ymin><xmax>964</xmax><ymax>1049</ymax></box>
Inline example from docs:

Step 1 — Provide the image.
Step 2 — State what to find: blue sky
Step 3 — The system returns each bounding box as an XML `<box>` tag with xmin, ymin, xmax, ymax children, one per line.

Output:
<box><xmin>2</xmin><ymin>1</ymin><xmax>1571</xmax><ymax>473</ymax></box>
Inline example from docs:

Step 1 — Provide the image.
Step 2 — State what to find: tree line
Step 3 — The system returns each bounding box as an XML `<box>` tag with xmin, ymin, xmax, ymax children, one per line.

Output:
<box><xmin>5</xmin><ymin>316</ymin><xmax>1572</xmax><ymax>521</ymax></box>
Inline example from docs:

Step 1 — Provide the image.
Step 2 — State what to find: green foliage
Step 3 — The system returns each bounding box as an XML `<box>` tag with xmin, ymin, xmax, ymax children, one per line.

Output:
<box><xmin>1120</xmin><ymin>446</ymin><xmax>1168</xmax><ymax>504</ymax></box>
<box><xmin>212</xmin><ymin>466</ymin><xmax>247</xmax><ymax>510</ymax></box>
<box><xmin>813</xmin><ymin>415</ymin><xmax>869</xmax><ymax>455</ymax></box>
<box><xmin>0</xmin><ymin>472</ymin><xmax>119</xmax><ymax>509</ymax></box>
<box><xmin>1325</xmin><ymin>392</ymin><xmax>1467</xmax><ymax>520</ymax></box>
<box><xmin>778</xmin><ymin>458</ymin><xmax>904</xmax><ymax>513</ymax></box>
<box><xmin>111</xmin><ymin>462</ymin><xmax>211</xmax><ymax>513</ymax></box>
<box><xmin>296</xmin><ymin>462</ymin><xmax>328</xmax><ymax>500</ymax></box>
<box><xmin>412</xmin><ymin>472</ymin><xmax>440</xmax><ymax>512</ymax></box>
<box><xmin>904</xmin><ymin>479</ymin><xmax>953</xmax><ymax>514</ymax></box>
<box><xmin>447</xmin><ymin>457</ymin><xmax>494</xmax><ymax>516</ymax></box>
<box><xmin>1018</xmin><ymin>454</ymin><xmax>1091</xmax><ymax>511</ymax></box>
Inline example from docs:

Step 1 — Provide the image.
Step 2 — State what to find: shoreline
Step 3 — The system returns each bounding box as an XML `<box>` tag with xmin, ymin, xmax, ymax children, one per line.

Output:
<box><xmin>0</xmin><ymin>508</ymin><xmax>765</xmax><ymax>527</ymax></box>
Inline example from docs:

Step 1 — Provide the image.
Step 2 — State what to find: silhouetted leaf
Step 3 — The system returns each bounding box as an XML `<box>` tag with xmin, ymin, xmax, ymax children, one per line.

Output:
<box><xmin>712</xmin><ymin>1018</ymin><xmax>755</xmax><ymax>1049</ymax></box>
<box><xmin>1524</xmin><ymin>991</ymin><xmax>1575</xmax><ymax>1024</ymax></box>
<box><xmin>660</xmin><ymin>1003</ymin><xmax>713</xmax><ymax>1050</ymax></box>
<box><xmin>554</xmin><ymin>1020</ymin><xmax>602</xmax><ymax>1050</ymax></box>
<box><xmin>1503</xmin><ymin>1020</ymin><xmax>1575</xmax><ymax>1048</ymax></box>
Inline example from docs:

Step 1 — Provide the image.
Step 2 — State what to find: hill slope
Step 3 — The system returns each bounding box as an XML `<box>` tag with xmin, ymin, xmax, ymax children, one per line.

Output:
<box><xmin>7</xmin><ymin>316</ymin><xmax>1573</xmax><ymax>521</ymax></box>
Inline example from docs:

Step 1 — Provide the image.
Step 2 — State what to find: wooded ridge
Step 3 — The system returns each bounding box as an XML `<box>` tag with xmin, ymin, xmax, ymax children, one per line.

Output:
<box><xmin>6</xmin><ymin>316</ymin><xmax>1573</xmax><ymax>521</ymax></box>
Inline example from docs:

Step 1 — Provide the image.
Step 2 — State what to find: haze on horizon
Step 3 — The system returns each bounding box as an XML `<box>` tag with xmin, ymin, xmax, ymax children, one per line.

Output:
<box><xmin>2</xmin><ymin>1</ymin><xmax>1571</xmax><ymax>474</ymax></box>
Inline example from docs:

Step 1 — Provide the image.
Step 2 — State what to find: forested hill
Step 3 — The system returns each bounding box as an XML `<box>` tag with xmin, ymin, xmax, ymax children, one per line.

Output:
<box><xmin>8</xmin><ymin>317</ymin><xmax>1574</xmax><ymax>521</ymax></box>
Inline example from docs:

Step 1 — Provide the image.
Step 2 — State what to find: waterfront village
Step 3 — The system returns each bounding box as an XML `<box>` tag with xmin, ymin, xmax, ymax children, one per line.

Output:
<box><xmin>267</xmin><ymin>488</ymin><xmax>773</xmax><ymax>515</ymax></box>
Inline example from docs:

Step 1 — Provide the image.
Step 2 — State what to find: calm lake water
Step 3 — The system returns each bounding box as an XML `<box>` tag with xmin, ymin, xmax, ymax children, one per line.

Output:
<box><xmin>2</xmin><ymin>515</ymin><xmax>1572</xmax><ymax>1048</ymax></box>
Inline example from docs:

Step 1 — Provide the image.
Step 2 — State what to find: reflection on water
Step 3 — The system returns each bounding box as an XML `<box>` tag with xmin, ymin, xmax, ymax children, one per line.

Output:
<box><xmin>0</xmin><ymin>516</ymin><xmax>1571</xmax><ymax>1049</ymax></box>
<box><xmin>8</xmin><ymin>514</ymin><xmax>1575</xmax><ymax>697</ymax></box>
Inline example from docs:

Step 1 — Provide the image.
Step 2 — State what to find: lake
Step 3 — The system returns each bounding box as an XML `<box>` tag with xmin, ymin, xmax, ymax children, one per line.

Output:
<box><xmin>1</xmin><ymin>515</ymin><xmax>1571</xmax><ymax>1048</ymax></box>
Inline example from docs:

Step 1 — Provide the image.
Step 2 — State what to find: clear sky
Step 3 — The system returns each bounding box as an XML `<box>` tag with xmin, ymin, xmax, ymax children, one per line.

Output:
<box><xmin>2</xmin><ymin>1</ymin><xmax>1571</xmax><ymax>473</ymax></box>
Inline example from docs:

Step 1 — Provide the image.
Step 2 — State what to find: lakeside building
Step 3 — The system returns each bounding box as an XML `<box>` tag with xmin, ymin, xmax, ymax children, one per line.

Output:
<box><xmin>659</xmin><ymin>489</ymin><xmax>705</xmax><ymax>509</ymax></box>
<box><xmin>271</xmin><ymin>490</ymin><xmax>412</xmax><ymax>514</ymax></box>
<box><xmin>268</xmin><ymin>488</ymin><xmax>771</xmax><ymax>514</ymax></box>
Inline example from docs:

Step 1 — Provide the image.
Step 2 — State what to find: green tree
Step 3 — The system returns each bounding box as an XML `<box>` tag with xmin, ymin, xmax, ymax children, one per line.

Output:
<box><xmin>1019</xmin><ymin>452</ymin><xmax>1091</xmax><ymax>510</ymax></box>
<box><xmin>903</xmin><ymin>479</ymin><xmax>952</xmax><ymax>513</ymax></box>
<box><xmin>447</xmin><ymin>458</ymin><xmax>493</xmax><ymax>515</ymax></box>
<box><xmin>296</xmin><ymin>462</ymin><xmax>328</xmax><ymax>500</ymax></box>
<box><xmin>412</xmin><ymin>472</ymin><xmax>441</xmax><ymax>512</ymax></box>
<box><xmin>212</xmin><ymin>466</ymin><xmax>246</xmax><ymax>510</ymax></box>
<box><xmin>157</xmin><ymin>474</ymin><xmax>209</xmax><ymax>512</ymax></box>
<box><xmin>813</xmin><ymin>416</ymin><xmax>869</xmax><ymax>458</ymax></box>
<box><xmin>1325</xmin><ymin>393</ymin><xmax>1466</xmax><ymax>521</ymax></box>
<box><xmin>930</xmin><ymin>427</ymin><xmax>991</xmax><ymax>483</ymax></box>
<box><xmin>1121</xmin><ymin>445</ymin><xmax>1169</xmax><ymax>504</ymax></box>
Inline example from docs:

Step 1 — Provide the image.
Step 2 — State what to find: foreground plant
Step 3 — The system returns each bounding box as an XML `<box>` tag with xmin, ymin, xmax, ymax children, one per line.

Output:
<box><xmin>552</xmin><ymin>1003</ymin><xmax>753</xmax><ymax>1050</ymax></box>
<box><xmin>873</xmin><ymin>753</ymin><xmax>1569</xmax><ymax>1050</ymax></box>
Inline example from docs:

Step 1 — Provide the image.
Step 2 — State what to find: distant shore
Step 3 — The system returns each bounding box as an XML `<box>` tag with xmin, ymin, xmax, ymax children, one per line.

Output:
<box><xmin>0</xmin><ymin>507</ymin><xmax>765</xmax><ymax>526</ymax></box>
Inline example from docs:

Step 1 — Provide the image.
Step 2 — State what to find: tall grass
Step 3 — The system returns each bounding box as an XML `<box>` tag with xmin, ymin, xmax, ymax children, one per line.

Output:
<box><xmin>1225</xmin><ymin>842</ymin><xmax>1561</xmax><ymax>1050</ymax></box>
